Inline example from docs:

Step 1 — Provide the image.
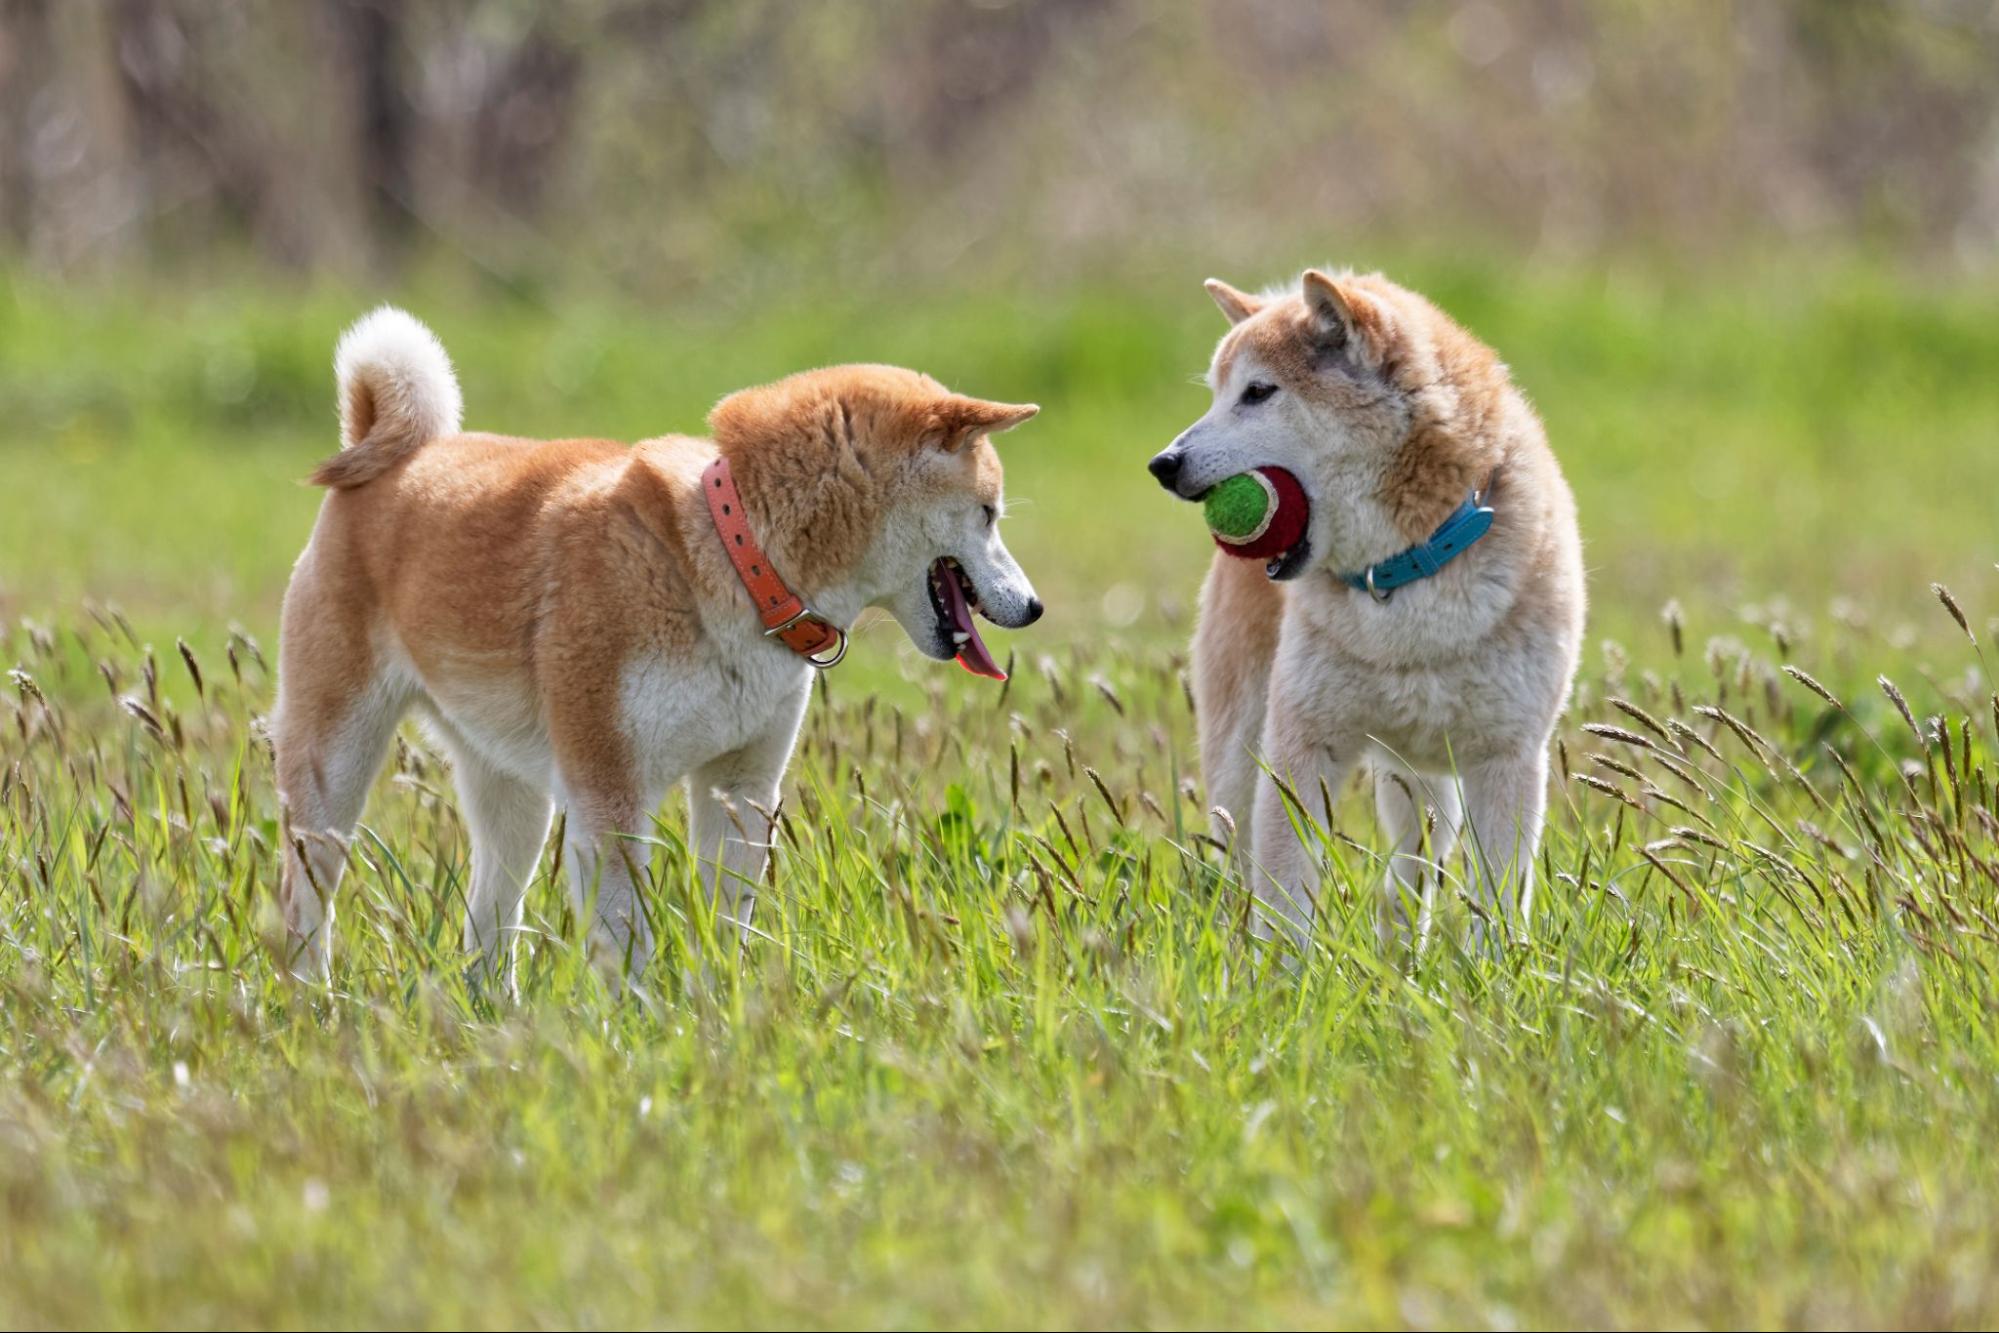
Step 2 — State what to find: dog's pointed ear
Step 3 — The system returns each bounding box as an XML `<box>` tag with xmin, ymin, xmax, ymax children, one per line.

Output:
<box><xmin>927</xmin><ymin>397</ymin><xmax>1039</xmax><ymax>452</ymax></box>
<box><xmin>1301</xmin><ymin>269</ymin><xmax>1381</xmax><ymax>353</ymax></box>
<box><xmin>1204</xmin><ymin>278</ymin><xmax>1262</xmax><ymax>326</ymax></box>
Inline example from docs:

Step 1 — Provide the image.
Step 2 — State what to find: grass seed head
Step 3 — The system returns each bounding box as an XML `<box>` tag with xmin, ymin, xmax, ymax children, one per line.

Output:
<box><xmin>1877</xmin><ymin>675</ymin><xmax>1924</xmax><ymax>747</ymax></box>
<box><xmin>1932</xmin><ymin>582</ymin><xmax>1975</xmax><ymax>644</ymax></box>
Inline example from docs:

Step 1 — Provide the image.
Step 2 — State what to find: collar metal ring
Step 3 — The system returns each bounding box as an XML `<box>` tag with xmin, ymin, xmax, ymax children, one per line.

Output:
<box><xmin>803</xmin><ymin>626</ymin><xmax>848</xmax><ymax>669</ymax></box>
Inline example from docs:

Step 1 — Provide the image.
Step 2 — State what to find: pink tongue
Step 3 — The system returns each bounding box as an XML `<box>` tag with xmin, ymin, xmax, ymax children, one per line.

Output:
<box><xmin>936</xmin><ymin>561</ymin><xmax>1006</xmax><ymax>681</ymax></box>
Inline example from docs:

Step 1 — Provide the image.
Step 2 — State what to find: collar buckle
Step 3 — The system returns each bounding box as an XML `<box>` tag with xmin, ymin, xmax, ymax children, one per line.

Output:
<box><xmin>764</xmin><ymin>607</ymin><xmax>849</xmax><ymax>669</ymax></box>
<box><xmin>762</xmin><ymin>605</ymin><xmax>824</xmax><ymax>638</ymax></box>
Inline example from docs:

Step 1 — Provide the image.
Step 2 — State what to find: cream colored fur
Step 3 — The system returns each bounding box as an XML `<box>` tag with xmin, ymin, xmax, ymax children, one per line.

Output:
<box><xmin>1157</xmin><ymin>270</ymin><xmax>1585</xmax><ymax>951</ymax></box>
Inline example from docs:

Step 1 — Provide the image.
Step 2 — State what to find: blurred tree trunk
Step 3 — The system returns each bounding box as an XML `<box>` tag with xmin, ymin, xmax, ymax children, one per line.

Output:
<box><xmin>329</xmin><ymin>0</ymin><xmax>413</xmax><ymax>266</ymax></box>
<box><xmin>110</xmin><ymin>0</ymin><xmax>314</xmax><ymax>267</ymax></box>
<box><xmin>0</xmin><ymin>0</ymin><xmax>54</xmax><ymax>246</ymax></box>
<box><xmin>468</xmin><ymin>16</ymin><xmax>580</xmax><ymax>215</ymax></box>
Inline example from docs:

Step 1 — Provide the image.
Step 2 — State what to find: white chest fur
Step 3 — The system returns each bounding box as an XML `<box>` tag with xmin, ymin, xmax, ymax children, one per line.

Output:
<box><xmin>618</xmin><ymin>637</ymin><xmax>812</xmax><ymax>789</ymax></box>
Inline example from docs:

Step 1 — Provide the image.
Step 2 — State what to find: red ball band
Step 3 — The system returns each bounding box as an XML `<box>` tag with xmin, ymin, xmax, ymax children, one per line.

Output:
<box><xmin>1212</xmin><ymin>466</ymin><xmax>1308</xmax><ymax>561</ymax></box>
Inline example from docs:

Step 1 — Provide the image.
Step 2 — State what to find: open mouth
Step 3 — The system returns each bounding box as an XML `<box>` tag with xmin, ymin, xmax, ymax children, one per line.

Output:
<box><xmin>928</xmin><ymin>557</ymin><xmax>1006</xmax><ymax>680</ymax></box>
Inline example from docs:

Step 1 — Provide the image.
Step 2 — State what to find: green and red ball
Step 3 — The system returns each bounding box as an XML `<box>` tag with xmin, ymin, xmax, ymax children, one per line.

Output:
<box><xmin>1202</xmin><ymin>466</ymin><xmax>1309</xmax><ymax>559</ymax></box>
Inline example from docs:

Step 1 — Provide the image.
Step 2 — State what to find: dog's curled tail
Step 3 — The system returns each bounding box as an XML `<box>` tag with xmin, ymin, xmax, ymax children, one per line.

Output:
<box><xmin>310</xmin><ymin>306</ymin><xmax>463</xmax><ymax>489</ymax></box>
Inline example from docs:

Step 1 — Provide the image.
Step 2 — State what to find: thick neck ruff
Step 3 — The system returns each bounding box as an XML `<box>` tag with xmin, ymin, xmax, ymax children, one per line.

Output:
<box><xmin>1338</xmin><ymin>486</ymin><xmax>1495</xmax><ymax>601</ymax></box>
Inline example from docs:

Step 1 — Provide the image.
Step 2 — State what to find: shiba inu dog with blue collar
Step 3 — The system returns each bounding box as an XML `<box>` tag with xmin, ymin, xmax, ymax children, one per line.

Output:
<box><xmin>1150</xmin><ymin>270</ymin><xmax>1584</xmax><ymax>949</ymax></box>
<box><xmin>274</xmin><ymin>308</ymin><xmax>1043</xmax><ymax>990</ymax></box>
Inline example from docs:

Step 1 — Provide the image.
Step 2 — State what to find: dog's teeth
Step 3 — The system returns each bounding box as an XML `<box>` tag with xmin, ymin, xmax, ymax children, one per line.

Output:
<box><xmin>951</xmin><ymin>631</ymin><xmax>971</xmax><ymax>644</ymax></box>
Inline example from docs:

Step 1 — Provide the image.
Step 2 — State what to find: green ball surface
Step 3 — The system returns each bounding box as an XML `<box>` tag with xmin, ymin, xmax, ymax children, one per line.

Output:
<box><xmin>1203</xmin><ymin>472</ymin><xmax>1272</xmax><ymax>539</ymax></box>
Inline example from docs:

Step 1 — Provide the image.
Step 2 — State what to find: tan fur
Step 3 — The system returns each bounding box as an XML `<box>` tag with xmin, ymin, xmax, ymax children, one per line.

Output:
<box><xmin>1170</xmin><ymin>270</ymin><xmax>1585</xmax><ymax>951</ymax></box>
<box><xmin>708</xmin><ymin>365</ymin><xmax>1020</xmax><ymax>594</ymax></box>
<box><xmin>276</xmin><ymin>317</ymin><xmax>1040</xmax><ymax>988</ymax></box>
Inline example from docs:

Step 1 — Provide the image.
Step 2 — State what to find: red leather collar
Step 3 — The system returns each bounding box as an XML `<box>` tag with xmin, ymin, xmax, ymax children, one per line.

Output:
<box><xmin>702</xmin><ymin>456</ymin><xmax>847</xmax><ymax>667</ymax></box>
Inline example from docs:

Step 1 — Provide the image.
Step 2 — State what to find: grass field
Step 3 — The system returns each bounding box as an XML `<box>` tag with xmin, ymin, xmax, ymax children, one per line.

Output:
<box><xmin>5</xmin><ymin>259</ymin><xmax>1999</xmax><ymax>1326</ymax></box>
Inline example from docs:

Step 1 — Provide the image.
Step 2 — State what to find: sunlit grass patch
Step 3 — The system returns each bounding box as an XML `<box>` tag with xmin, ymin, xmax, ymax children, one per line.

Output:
<box><xmin>4</xmin><ymin>577</ymin><xmax>1999</xmax><ymax>1324</ymax></box>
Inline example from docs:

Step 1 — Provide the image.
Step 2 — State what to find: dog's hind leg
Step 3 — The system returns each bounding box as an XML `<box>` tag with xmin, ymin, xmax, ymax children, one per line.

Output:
<box><xmin>1458</xmin><ymin>746</ymin><xmax>1549</xmax><ymax>950</ymax></box>
<box><xmin>1372</xmin><ymin>760</ymin><xmax>1462</xmax><ymax>951</ymax></box>
<box><xmin>446</xmin><ymin>746</ymin><xmax>553</xmax><ymax>997</ymax></box>
<box><xmin>1201</xmin><ymin>723</ymin><xmax>1264</xmax><ymax>876</ymax></box>
<box><xmin>272</xmin><ymin>617</ymin><xmax>409</xmax><ymax>982</ymax></box>
<box><xmin>1192</xmin><ymin>555</ymin><xmax>1279</xmax><ymax>876</ymax></box>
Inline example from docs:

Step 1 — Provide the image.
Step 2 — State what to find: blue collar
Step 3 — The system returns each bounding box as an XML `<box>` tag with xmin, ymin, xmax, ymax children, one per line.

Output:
<box><xmin>1338</xmin><ymin>488</ymin><xmax>1495</xmax><ymax>600</ymax></box>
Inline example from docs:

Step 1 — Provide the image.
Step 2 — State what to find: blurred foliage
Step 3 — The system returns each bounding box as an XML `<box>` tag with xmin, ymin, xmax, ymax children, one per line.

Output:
<box><xmin>2</xmin><ymin>0</ymin><xmax>1997</xmax><ymax>303</ymax></box>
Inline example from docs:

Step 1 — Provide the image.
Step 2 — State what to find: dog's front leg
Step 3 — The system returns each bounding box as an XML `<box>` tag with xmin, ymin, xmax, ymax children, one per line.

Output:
<box><xmin>559</xmin><ymin>784</ymin><xmax>661</xmax><ymax>985</ymax></box>
<box><xmin>1247</xmin><ymin>714</ymin><xmax>1353</xmax><ymax>952</ymax></box>
<box><xmin>1458</xmin><ymin>745</ymin><xmax>1550</xmax><ymax>950</ymax></box>
<box><xmin>687</xmin><ymin>692</ymin><xmax>807</xmax><ymax>957</ymax></box>
<box><xmin>1372</xmin><ymin>761</ymin><xmax>1463</xmax><ymax>952</ymax></box>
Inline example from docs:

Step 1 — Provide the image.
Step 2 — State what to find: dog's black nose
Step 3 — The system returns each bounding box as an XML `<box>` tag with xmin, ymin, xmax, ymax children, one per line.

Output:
<box><xmin>1148</xmin><ymin>451</ymin><xmax>1183</xmax><ymax>489</ymax></box>
<box><xmin>1022</xmin><ymin>596</ymin><xmax>1044</xmax><ymax>625</ymax></box>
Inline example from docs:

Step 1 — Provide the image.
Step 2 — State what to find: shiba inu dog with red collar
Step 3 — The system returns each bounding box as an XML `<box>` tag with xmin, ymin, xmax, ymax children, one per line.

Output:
<box><xmin>1150</xmin><ymin>270</ymin><xmax>1584</xmax><ymax>949</ymax></box>
<box><xmin>275</xmin><ymin>307</ymin><xmax>1042</xmax><ymax>988</ymax></box>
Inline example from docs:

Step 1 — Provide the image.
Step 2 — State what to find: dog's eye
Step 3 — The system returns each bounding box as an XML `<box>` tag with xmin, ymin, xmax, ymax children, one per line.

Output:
<box><xmin>1238</xmin><ymin>381</ymin><xmax>1278</xmax><ymax>407</ymax></box>
<box><xmin>981</xmin><ymin>504</ymin><xmax>997</xmax><ymax>527</ymax></box>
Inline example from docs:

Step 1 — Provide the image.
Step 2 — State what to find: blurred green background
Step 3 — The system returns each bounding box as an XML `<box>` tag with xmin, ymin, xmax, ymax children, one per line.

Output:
<box><xmin>3</xmin><ymin>0</ymin><xmax>1998</xmax><ymax>661</ymax></box>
